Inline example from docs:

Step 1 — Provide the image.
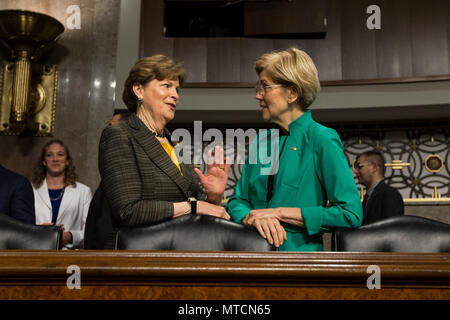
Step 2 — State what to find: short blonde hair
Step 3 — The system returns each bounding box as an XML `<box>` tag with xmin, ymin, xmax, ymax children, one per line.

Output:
<box><xmin>255</xmin><ymin>47</ymin><xmax>320</xmax><ymax>110</ymax></box>
<box><xmin>122</xmin><ymin>55</ymin><xmax>186</xmax><ymax>112</ymax></box>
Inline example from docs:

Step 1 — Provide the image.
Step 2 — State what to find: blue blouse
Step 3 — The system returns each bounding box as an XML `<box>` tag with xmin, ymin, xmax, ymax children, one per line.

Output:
<box><xmin>48</xmin><ymin>188</ymin><xmax>65</xmax><ymax>224</ymax></box>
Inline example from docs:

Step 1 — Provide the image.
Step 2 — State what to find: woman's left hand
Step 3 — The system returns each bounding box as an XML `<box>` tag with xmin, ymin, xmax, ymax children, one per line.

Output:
<box><xmin>242</xmin><ymin>208</ymin><xmax>287</xmax><ymax>247</ymax></box>
<box><xmin>194</xmin><ymin>146</ymin><xmax>230</xmax><ymax>203</ymax></box>
<box><xmin>245</xmin><ymin>207</ymin><xmax>305</xmax><ymax>227</ymax></box>
<box><xmin>243</xmin><ymin>208</ymin><xmax>282</xmax><ymax>224</ymax></box>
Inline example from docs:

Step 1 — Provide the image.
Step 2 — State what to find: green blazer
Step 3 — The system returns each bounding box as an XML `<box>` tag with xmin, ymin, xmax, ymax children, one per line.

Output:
<box><xmin>227</xmin><ymin>110</ymin><xmax>362</xmax><ymax>251</ymax></box>
<box><xmin>98</xmin><ymin>113</ymin><xmax>202</xmax><ymax>227</ymax></box>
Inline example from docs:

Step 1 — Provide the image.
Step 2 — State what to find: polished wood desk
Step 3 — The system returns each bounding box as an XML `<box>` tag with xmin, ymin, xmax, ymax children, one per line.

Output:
<box><xmin>0</xmin><ymin>251</ymin><xmax>448</xmax><ymax>300</ymax></box>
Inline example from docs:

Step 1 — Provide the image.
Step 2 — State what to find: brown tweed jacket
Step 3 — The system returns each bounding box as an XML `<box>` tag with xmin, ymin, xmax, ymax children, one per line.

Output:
<box><xmin>98</xmin><ymin>113</ymin><xmax>202</xmax><ymax>227</ymax></box>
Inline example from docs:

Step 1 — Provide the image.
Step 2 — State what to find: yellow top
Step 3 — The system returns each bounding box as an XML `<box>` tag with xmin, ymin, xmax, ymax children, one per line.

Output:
<box><xmin>159</xmin><ymin>140</ymin><xmax>182</xmax><ymax>175</ymax></box>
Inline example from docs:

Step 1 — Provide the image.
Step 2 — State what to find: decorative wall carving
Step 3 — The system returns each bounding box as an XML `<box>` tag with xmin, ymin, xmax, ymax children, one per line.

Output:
<box><xmin>342</xmin><ymin>129</ymin><xmax>450</xmax><ymax>202</ymax></box>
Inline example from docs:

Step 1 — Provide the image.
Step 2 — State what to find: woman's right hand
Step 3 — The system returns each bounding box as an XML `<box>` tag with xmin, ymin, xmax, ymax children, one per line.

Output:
<box><xmin>242</xmin><ymin>210</ymin><xmax>287</xmax><ymax>248</ymax></box>
<box><xmin>197</xmin><ymin>201</ymin><xmax>230</xmax><ymax>220</ymax></box>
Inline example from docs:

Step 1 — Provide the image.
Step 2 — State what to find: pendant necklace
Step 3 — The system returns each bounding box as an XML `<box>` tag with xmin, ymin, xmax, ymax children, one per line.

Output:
<box><xmin>50</xmin><ymin>188</ymin><xmax>65</xmax><ymax>201</ymax></box>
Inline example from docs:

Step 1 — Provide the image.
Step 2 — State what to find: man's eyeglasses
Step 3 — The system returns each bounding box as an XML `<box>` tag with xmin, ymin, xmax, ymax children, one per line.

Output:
<box><xmin>255</xmin><ymin>84</ymin><xmax>283</xmax><ymax>94</ymax></box>
<box><xmin>354</xmin><ymin>162</ymin><xmax>372</xmax><ymax>170</ymax></box>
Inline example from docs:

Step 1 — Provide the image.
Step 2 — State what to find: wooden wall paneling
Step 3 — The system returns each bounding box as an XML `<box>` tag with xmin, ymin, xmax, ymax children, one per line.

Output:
<box><xmin>173</xmin><ymin>38</ymin><xmax>207</xmax><ymax>83</ymax></box>
<box><xmin>206</xmin><ymin>38</ymin><xmax>240</xmax><ymax>83</ymax></box>
<box><xmin>139</xmin><ymin>0</ymin><xmax>450</xmax><ymax>86</ymax></box>
<box><xmin>269</xmin><ymin>0</ymin><xmax>343</xmax><ymax>82</ymax></box>
<box><xmin>239</xmin><ymin>38</ymin><xmax>274</xmax><ymax>83</ymax></box>
<box><xmin>272</xmin><ymin>37</ymin><xmax>311</xmax><ymax>51</ymax></box>
<box><xmin>244</xmin><ymin>0</ymin><xmax>327</xmax><ymax>37</ymax></box>
<box><xmin>272</xmin><ymin>39</ymin><xmax>316</xmax><ymax>64</ymax></box>
<box><xmin>410</xmin><ymin>0</ymin><xmax>449</xmax><ymax>76</ymax></box>
<box><xmin>340</xmin><ymin>0</ymin><xmax>378</xmax><ymax>80</ymax></box>
<box><xmin>304</xmin><ymin>0</ymin><xmax>342</xmax><ymax>82</ymax></box>
<box><xmin>273</xmin><ymin>39</ymin><xmax>325</xmax><ymax>82</ymax></box>
<box><xmin>140</xmin><ymin>0</ymin><xmax>174</xmax><ymax>58</ymax></box>
<box><xmin>375</xmin><ymin>0</ymin><xmax>413</xmax><ymax>78</ymax></box>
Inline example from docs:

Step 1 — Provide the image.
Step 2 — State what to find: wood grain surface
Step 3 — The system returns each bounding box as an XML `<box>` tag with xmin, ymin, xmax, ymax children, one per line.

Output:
<box><xmin>0</xmin><ymin>251</ymin><xmax>448</xmax><ymax>300</ymax></box>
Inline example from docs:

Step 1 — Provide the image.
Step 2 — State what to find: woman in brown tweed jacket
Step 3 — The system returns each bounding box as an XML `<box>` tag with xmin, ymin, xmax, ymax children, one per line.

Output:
<box><xmin>98</xmin><ymin>55</ymin><xmax>230</xmax><ymax>227</ymax></box>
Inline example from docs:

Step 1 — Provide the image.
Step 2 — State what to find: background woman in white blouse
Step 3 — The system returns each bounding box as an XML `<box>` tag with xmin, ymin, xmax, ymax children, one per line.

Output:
<box><xmin>32</xmin><ymin>139</ymin><xmax>92</xmax><ymax>249</ymax></box>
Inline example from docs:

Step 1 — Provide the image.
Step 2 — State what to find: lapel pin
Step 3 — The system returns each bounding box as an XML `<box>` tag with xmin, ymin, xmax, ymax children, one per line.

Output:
<box><xmin>291</xmin><ymin>147</ymin><xmax>297</xmax><ymax>151</ymax></box>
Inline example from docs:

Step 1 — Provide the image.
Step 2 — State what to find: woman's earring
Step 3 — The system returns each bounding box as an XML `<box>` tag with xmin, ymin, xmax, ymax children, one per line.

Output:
<box><xmin>138</xmin><ymin>97</ymin><xmax>143</xmax><ymax>103</ymax></box>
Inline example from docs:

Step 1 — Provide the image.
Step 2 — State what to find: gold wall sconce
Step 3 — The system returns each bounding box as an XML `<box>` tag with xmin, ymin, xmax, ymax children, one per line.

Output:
<box><xmin>0</xmin><ymin>10</ymin><xmax>64</xmax><ymax>136</ymax></box>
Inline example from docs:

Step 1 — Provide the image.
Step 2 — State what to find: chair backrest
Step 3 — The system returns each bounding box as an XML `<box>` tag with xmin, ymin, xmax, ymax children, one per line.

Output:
<box><xmin>0</xmin><ymin>213</ymin><xmax>62</xmax><ymax>249</ymax></box>
<box><xmin>333</xmin><ymin>215</ymin><xmax>450</xmax><ymax>252</ymax></box>
<box><xmin>115</xmin><ymin>214</ymin><xmax>276</xmax><ymax>251</ymax></box>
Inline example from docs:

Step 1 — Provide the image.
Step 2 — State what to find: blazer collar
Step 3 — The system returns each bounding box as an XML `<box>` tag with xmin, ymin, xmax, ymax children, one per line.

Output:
<box><xmin>288</xmin><ymin>110</ymin><xmax>312</xmax><ymax>133</ymax></box>
<box><xmin>286</xmin><ymin>110</ymin><xmax>314</xmax><ymax>147</ymax></box>
<box><xmin>36</xmin><ymin>179</ymin><xmax>52</xmax><ymax>210</ymax></box>
<box><xmin>128</xmin><ymin>113</ymin><xmax>194</xmax><ymax>198</ymax></box>
<box><xmin>127</xmin><ymin>112</ymin><xmax>143</xmax><ymax>130</ymax></box>
<box><xmin>58</xmin><ymin>184</ymin><xmax>76</xmax><ymax>221</ymax></box>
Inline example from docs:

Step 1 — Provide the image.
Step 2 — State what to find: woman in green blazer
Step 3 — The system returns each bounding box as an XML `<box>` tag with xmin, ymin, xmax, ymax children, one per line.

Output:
<box><xmin>227</xmin><ymin>48</ymin><xmax>362</xmax><ymax>251</ymax></box>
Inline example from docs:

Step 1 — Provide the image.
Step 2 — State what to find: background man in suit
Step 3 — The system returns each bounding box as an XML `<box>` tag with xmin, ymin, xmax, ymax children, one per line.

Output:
<box><xmin>0</xmin><ymin>165</ymin><xmax>35</xmax><ymax>224</ymax></box>
<box><xmin>354</xmin><ymin>150</ymin><xmax>404</xmax><ymax>225</ymax></box>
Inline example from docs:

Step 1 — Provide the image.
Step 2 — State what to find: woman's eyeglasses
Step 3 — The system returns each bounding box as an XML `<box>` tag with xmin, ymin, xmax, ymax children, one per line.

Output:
<box><xmin>255</xmin><ymin>84</ymin><xmax>283</xmax><ymax>94</ymax></box>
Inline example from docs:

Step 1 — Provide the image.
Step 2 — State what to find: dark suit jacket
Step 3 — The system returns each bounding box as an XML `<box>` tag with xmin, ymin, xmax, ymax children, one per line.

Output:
<box><xmin>363</xmin><ymin>180</ymin><xmax>404</xmax><ymax>226</ymax></box>
<box><xmin>98</xmin><ymin>113</ymin><xmax>202</xmax><ymax>228</ymax></box>
<box><xmin>84</xmin><ymin>183</ymin><xmax>116</xmax><ymax>249</ymax></box>
<box><xmin>0</xmin><ymin>165</ymin><xmax>35</xmax><ymax>224</ymax></box>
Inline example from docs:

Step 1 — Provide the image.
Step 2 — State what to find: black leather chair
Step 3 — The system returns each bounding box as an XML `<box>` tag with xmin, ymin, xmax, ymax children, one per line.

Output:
<box><xmin>332</xmin><ymin>215</ymin><xmax>450</xmax><ymax>252</ymax></box>
<box><xmin>0</xmin><ymin>213</ymin><xmax>62</xmax><ymax>249</ymax></box>
<box><xmin>115</xmin><ymin>214</ymin><xmax>277</xmax><ymax>251</ymax></box>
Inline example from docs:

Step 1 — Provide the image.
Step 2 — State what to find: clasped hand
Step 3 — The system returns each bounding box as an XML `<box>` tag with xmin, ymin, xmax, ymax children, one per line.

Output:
<box><xmin>242</xmin><ymin>208</ymin><xmax>287</xmax><ymax>248</ymax></box>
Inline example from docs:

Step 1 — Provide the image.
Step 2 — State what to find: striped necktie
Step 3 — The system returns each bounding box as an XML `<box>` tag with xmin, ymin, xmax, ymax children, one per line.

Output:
<box><xmin>362</xmin><ymin>193</ymin><xmax>368</xmax><ymax>212</ymax></box>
